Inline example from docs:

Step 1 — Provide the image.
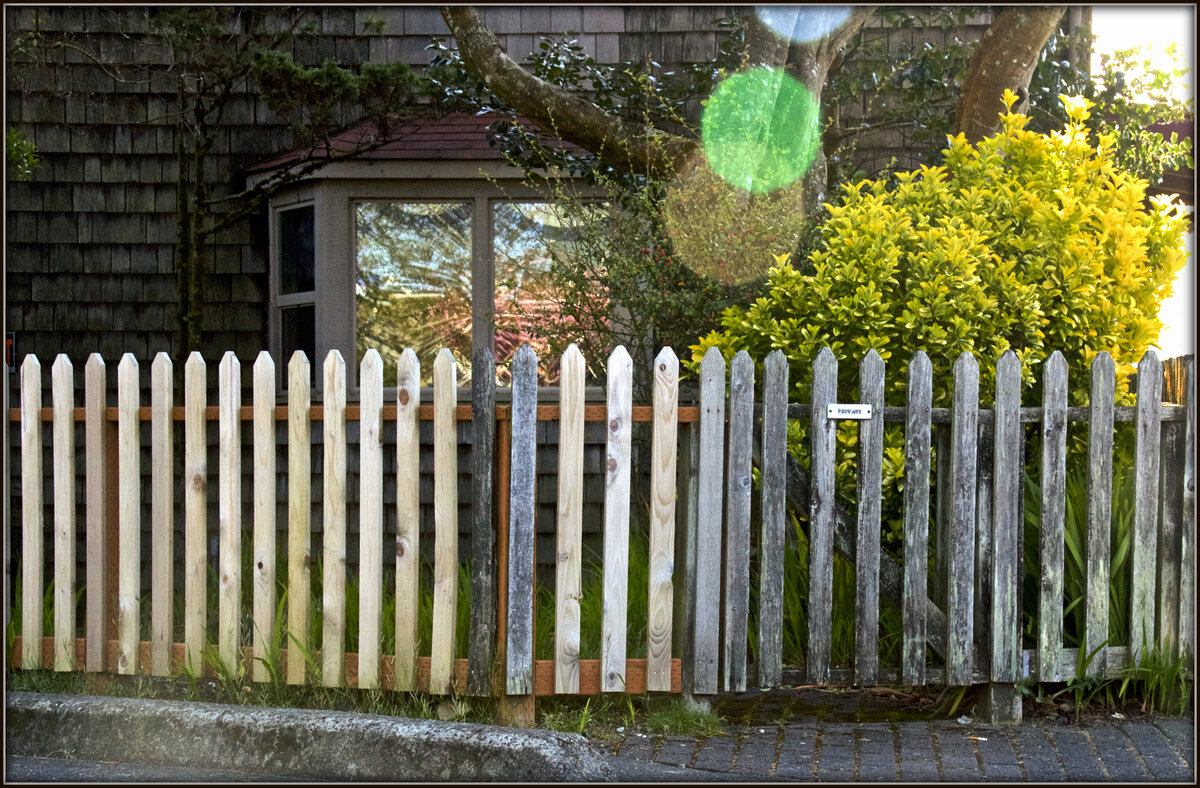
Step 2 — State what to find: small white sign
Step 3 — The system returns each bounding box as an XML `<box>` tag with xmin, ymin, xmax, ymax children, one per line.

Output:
<box><xmin>827</xmin><ymin>403</ymin><xmax>873</xmax><ymax>420</ymax></box>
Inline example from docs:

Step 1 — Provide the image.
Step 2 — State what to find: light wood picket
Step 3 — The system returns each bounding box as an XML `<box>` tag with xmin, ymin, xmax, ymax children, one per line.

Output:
<box><xmin>184</xmin><ymin>353</ymin><xmax>207</xmax><ymax>675</ymax></box>
<box><xmin>358</xmin><ymin>350</ymin><xmax>384</xmax><ymax>690</ymax></box>
<box><xmin>286</xmin><ymin>351</ymin><xmax>310</xmax><ymax>685</ymax></box>
<box><xmin>602</xmin><ymin>346</ymin><xmax>632</xmax><ymax>692</ymax></box>
<box><xmin>322</xmin><ymin>351</ymin><xmax>347</xmax><ymax>687</ymax></box>
<box><xmin>647</xmin><ymin>346</ymin><xmax>678</xmax><ymax>692</ymax></box>
<box><xmin>555</xmin><ymin>344</ymin><xmax>585</xmax><ymax>694</ymax></box>
<box><xmin>252</xmin><ymin>352</ymin><xmax>277</xmax><ymax>684</ymax></box>
<box><xmin>394</xmin><ymin>349</ymin><xmax>420</xmax><ymax>691</ymax></box>
<box><xmin>52</xmin><ymin>355</ymin><xmax>75</xmax><ymax>672</ymax></box>
<box><xmin>118</xmin><ymin>354</ymin><xmax>141</xmax><ymax>675</ymax></box>
<box><xmin>430</xmin><ymin>349</ymin><xmax>458</xmax><ymax>695</ymax></box>
<box><xmin>20</xmin><ymin>356</ymin><xmax>42</xmax><ymax>670</ymax></box>
<box><xmin>150</xmin><ymin>353</ymin><xmax>173</xmax><ymax>676</ymax></box>
<box><xmin>218</xmin><ymin>352</ymin><xmax>241</xmax><ymax>675</ymax></box>
<box><xmin>84</xmin><ymin>354</ymin><xmax>108</xmax><ymax>673</ymax></box>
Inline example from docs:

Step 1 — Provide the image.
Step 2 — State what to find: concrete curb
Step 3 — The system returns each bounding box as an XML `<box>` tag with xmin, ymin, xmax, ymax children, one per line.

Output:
<box><xmin>5</xmin><ymin>692</ymin><xmax>616</xmax><ymax>782</ymax></box>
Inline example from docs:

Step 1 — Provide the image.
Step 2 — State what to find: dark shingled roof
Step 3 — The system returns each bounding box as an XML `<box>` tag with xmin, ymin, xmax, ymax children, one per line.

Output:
<box><xmin>247</xmin><ymin>110</ymin><xmax>567</xmax><ymax>173</ymax></box>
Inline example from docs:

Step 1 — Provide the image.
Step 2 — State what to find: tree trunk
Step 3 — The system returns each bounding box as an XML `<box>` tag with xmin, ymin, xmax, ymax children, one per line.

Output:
<box><xmin>955</xmin><ymin>6</ymin><xmax>1067</xmax><ymax>143</ymax></box>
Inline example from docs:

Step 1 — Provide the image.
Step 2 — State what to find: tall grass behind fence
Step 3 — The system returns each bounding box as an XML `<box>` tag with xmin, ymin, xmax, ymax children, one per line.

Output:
<box><xmin>7</xmin><ymin>345</ymin><xmax>1194</xmax><ymax>707</ymax></box>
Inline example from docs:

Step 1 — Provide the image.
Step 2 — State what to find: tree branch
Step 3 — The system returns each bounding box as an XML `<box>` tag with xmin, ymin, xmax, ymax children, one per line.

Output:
<box><xmin>440</xmin><ymin>6</ymin><xmax>698</xmax><ymax>177</ymax></box>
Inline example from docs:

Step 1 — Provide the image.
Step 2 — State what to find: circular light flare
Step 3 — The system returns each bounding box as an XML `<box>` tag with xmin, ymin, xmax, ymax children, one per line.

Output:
<box><xmin>700</xmin><ymin>67</ymin><xmax>821</xmax><ymax>195</ymax></box>
<box><xmin>755</xmin><ymin>6</ymin><xmax>854</xmax><ymax>44</ymax></box>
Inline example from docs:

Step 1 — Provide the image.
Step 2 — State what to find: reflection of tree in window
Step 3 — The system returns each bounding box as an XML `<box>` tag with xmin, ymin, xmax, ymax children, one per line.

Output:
<box><xmin>493</xmin><ymin>201</ymin><xmax>607</xmax><ymax>385</ymax></box>
<box><xmin>356</xmin><ymin>202</ymin><xmax>472</xmax><ymax>386</ymax></box>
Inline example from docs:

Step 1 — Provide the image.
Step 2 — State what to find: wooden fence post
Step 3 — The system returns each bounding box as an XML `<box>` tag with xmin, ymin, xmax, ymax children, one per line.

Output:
<box><xmin>1037</xmin><ymin>352</ymin><xmax>1068</xmax><ymax>682</ymax></box>
<box><xmin>183</xmin><ymin>353</ymin><xmax>208</xmax><ymax>677</ymax></box>
<box><xmin>252</xmin><ymin>352</ymin><xmax>278</xmax><ymax>684</ymax></box>
<box><xmin>1179</xmin><ymin>357</ymin><xmax>1195</xmax><ymax>664</ymax></box>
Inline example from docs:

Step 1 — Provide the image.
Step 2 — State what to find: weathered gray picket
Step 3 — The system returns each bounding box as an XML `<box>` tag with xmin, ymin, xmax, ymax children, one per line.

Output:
<box><xmin>807</xmin><ymin>347</ymin><xmax>838</xmax><ymax>685</ymax></box>
<box><xmin>902</xmin><ymin>351</ymin><xmax>932</xmax><ymax>686</ymax></box>
<box><xmin>1084</xmin><ymin>352</ymin><xmax>1115</xmax><ymax>676</ymax></box>
<box><xmin>991</xmin><ymin>351</ymin><xmax>1021</xmax><ymax>685</ymax></box>
<box><xmin>947</xmin><ymin>353</ymin><xmax>979</xmax><ymax>686</ymax></box>
<box><xmin>756</xmin><ymin>351</ymin><xmax>788</xmax><ymax>688</ymax></box>
<box><xmin>506</xmin><ymin>344</ymin><xmax>538</xmax><ymax>695</ymax></box>
<box><xmin>468</xmin><ymin>347</ymin><xmax>497</xmax><ymax>696</ymax></box>
<box><xmin>854</xmin><ymin>350</ymin><xmax>884</xmax><ymax>686</ymax></box>
<box><xmin>1038</xmin><ymin>352</ymin><xmax>1068</xmax><ymax>681</ymax></box>
<box><xmin>1131</xmin><ymin>350</ymin><xmax>1162</xmax><ymax>661</ymax></box>
<box><xmin>722</xmin><ymin>351</ymin><xmax>753</xmax><ymax>692</ymax></box>
<box><xmin>692</xmin><ymin>348</ymin><xmax>725</xmax><ymax>694</ymax></box>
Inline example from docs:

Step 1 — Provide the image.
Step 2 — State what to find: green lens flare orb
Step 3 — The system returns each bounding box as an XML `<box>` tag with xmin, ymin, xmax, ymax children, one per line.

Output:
<box><xmin>700</xmin><ymin>67</ymin><xmax>820</xmax><ymax>194</ymax></box>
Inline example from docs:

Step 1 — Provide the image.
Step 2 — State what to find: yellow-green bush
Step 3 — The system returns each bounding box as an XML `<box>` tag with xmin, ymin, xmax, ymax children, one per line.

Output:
<box><xmin>691</xmin><ymin>92</ymin><xmax>1190</xmax><ymax>543</ymax></box>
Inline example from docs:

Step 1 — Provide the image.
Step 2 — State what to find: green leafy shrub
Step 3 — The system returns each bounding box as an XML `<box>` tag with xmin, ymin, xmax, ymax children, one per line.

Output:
<box><xmin>692</xmin><ymin>92</ymin><xmax>1190</xmax><ymax>543</ymax></box>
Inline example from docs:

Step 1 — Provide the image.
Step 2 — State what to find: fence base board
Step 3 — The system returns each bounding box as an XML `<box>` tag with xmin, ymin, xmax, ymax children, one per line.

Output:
<box><xmin>495</xmin><ymin>694</ymin><xmax>536</xmax><ymax>728</ymax></box>
<box><xmin>979</xmin><ymin>683</ymin><xmax>1022</xmax><ymax>724</ymax></box>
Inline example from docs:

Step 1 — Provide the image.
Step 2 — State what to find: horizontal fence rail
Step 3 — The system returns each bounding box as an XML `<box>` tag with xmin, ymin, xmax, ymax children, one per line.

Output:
<box><xmin>7</xmin><ymin>346</ymin><xmax>1194</xmax><ymax>719</ymax></box>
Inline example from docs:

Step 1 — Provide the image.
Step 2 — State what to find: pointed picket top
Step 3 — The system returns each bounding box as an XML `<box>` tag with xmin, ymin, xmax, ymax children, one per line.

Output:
<box><xmin>909</xmin><ymin>349</ymin><xmax>931</xmax><ymax>380</ymax></box>
<box><xmin>361</xmin><ymin>348</ymin><xmax>383</xmax><ymax>381</ymax></box>
<box><xmin>561</xmin><ymin>343</ymin><xmax>585</xmax><ymax>381</ymax></box>
<box><xmin>22</xmin><ymin>353</ymin><xmax>41</xmax><ymax>378</ymax></box>
<box><xmin>360</xmin><ymin>349</ymin><xmax>384</xmax><ymax>436</ymax></box>
<box><xmin>287</xmin><ymin>349</ymin><xmax>308</xmax><ymax>377</ymax></box>
<box><xmin>609</xmin><ymin>344</ymin><xmax>632</xmax><ymax>371</ymax></box>
<box><xmin>119</xmin><ymin>352</ymin><xmax>139</xmax><ymax>376</ymax></box>
<box><xmin>185</xmin><ymin>350</ymin><xmax>205</xmax><ymax>377</ymax></box>
<box><xmin>254</xmin><ymin>349</ymin><xmax>275</xmax><ymax>382</ymax></box>
<box><xmin>396</xmin><ymin>348</ymin><xmax>420</xmax><ymax>396</ymax></box>
<box><xmin>85</xmin><ymin>353</ymin><xmax>106</xmax><ymax>380</ymax></box>
<box><xmin>815</xmin><ymin>345</ymin><xmax>837</xmax><ymax>366</ymax></box>
<box><xmin>323</xmin><ymin>349</ymin><xmax>345</xmax><ymax>384</ymax></box>
<box><xmin>954</xmin><ymin>350</ymin><xmax>978</xmax><ymax>377</ymax></box>
<box><xmin>996</xmin><ymin>348</ymin><xmax>1020</xmax><ymax>382</ymax></box>
<box><xmin>861</xmin><ymin>348</ymin><xmax>884</xmax><ymax>380</ymax></box>
<box><xmin>700</xmin><ymin>345</ymin><xmax>725</xmax><ymax>379</ymax></box>
<box><xmin>52</xmin><ymin>353</ymin><xmax>73</xmax><ymax>382</ymax></box>
<box><xmin>730</xmin><ymin>350</ymin><xmax>752</xmax><ymax>394</ymax></box>
<box><xmin>655</xmin><ymin>345</ymin><xmax>678</xmax><ymax>381</ymax></box>
<box><xmin>219</xmin><ymin>350</ymin><xmax>240</xmax><ymax>386</ymax></box>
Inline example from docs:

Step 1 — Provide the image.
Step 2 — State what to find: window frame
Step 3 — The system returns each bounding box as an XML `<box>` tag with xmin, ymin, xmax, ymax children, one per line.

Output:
<box><xmin>266</xmin><ymin>168</ymin><xmax>604</xmax><ymax>399</ymax></box>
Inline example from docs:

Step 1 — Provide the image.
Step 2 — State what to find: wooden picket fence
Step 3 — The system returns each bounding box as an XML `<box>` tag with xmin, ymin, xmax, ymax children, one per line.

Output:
<box><xmin>8</xmin><ymin>344</ymin><xmax>1195</xmax><ymax>712</ymax></box>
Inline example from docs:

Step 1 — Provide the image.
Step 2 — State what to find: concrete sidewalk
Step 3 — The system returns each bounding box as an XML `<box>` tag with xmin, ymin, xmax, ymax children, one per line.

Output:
<box><xmin>6</xmin><ymin>689</ymin><xmax>1195</xmax><ymax>782</ymax></box>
